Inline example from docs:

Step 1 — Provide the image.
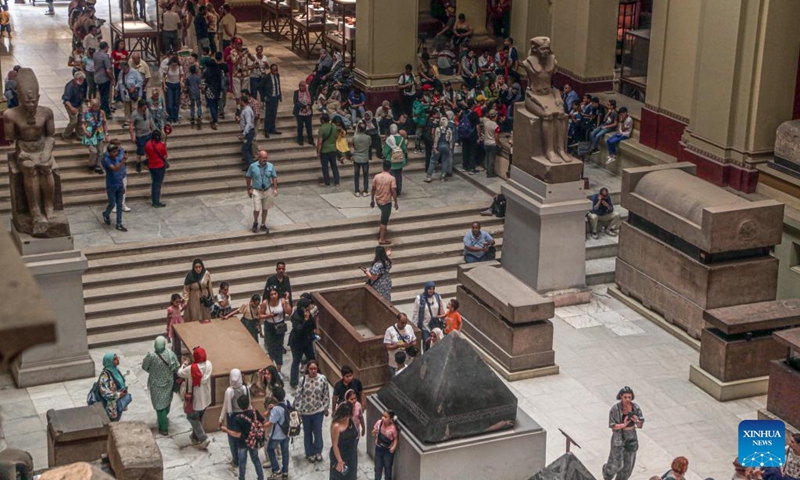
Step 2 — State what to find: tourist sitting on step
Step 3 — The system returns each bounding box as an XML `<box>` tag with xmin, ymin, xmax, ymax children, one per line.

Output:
<box><xmin>588</xmin><ymin>187</ymin><xmax>620</xmax><ymax>240</ymax></box>
<box><xmin>463</xmin><ymin>221</ymin><xmax>495</xmax><ymax>263</ymax></box>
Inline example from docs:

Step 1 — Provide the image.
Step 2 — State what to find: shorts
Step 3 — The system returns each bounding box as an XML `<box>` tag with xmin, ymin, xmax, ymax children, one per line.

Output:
<box><xmin>252</xmin><ymin>188</ymin><xmax>275</xmax><ymax>211</ymax></box>
<box><xmin>378</xmin><ymin>202</ymin><xmax>392</xmax><ymax>226</ymax></box>
<box><xmin>135</xmin><ymin>134</ymin><xmax>151</xmax><ymax>156</ymax></box>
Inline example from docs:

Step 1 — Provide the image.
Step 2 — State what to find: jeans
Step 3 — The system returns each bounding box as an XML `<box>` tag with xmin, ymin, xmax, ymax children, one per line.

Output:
<box><xmin>424</xmin><ymin>138</ymin><xmax>433</xmax><ymax>171</ymax></box>
<box><xmin>227</xmin><ymin>412</ymin><xmax>240</xmax><ymax>465</ymax></box>
<box><xmin>250</xmin><ymin>77</ymin><xmax>264</xmax><ymax>102</ymax></box>
<box><xmin>296</xmin><ymin>115</ymin><xmax>313</xmax><ymax>144</ymax></box>
<box><xmin>237</xmin><ymin>447</ymin><xmax>264</xmax><ymax>480</ymax></box>
<box><xmin>461</xmin><ymin>136</ymin><xmax>477</xmax><ymax>171</ymax></box>
<box><xmin>242</xmin><ymin>129</ymin><xmax>255</xmax><ymax>165</ymax></box>
<box><xmin>267</xmin><ymin>437</ymin><xmax>289</xmax><ymax>474</ymax></box>
<box><xmin>156</xmin><ymin>404</ymin><xmax>170</xmax><ymax>433</ymax></box>
<box><xmin>290</xmin><ymin>341</ymin><xmax>315</xmax><ymax>388</ymax></box>
<box><xmin>484</xmin><ymin>144</ymin><xmax>498</xmax><ymax>177</ymax></box>
<box><xmin>104</xmin><ymin>185</ymin><xmax>124</xmax><ymax>226</ymax></box>
<box><xmin>301</xmin><ymin>411</ymin><xmax>324</xmax><ymax>457</ymax></box>
<box><xmin>46</xmin><ymin>0</ymin><xmax>54</xmax><ymax>13</ymax></box>
<box><xmin>187</xmin><ymin>409</ymin><xmax>208</xmax><ymax>442</ymax></box>
<box><xmin>606</xmin><ymin>133</ymin><xmax>628</xmax><ymax>156</ymax></box>
<box><xmin>114</xmin><ymin>393</ymin><xmax>132</xmax><ymax>420</ymax></box>
<box><xmin>374</xmin><ymin>445</ymin><xmax>395</xmax><ymax>480</ymax></box>
<box><xmin>150</xmin><ymin>167</ymin><xmax>165</xmax><ymax>204</ymax></box>
<box><xmin>350</xmin><ymin>106</ymin><xmax>365</xmax><ymax>125</ymax></box>
<box><xmin>165</xmin><ymin>82</ymin><xmax>181</xmax><ymax>123</ymax></box>
<box><xmin>208</xmin><ymin>33</ymin><xmax>217</xmax><ymax>53</ymax></box>
<box><xmin>391</xmin><ymin>169</ymin><xmax>403</xmax><ymax>195</ymax></box>
<box><xmin>439</xmin><ymin>144</ymin><xmax>453</xmax><ymax>177</ymax></box>
<box><xmin>189</xmin><ymin>97</ymin><xmax>202</xmax><ymax>120</ymax></box>
<box><xmin>265</xmin><ymin>96</ymin><xmax>280</xmax><ymax>133</ymax></box>
<box><xmin>97</xmin><ymin>81</ymin><xmax>112</xmax><ymax>116</ymax></box>
<box><xmin>320</xmin><ymin>152</ymin><xmax>339</xmax><ymax>185</ymax></box>
<box><xmin>263</xmin><ymin>322</ymin><xmax>285</xmax><ymax>367</ymax></box>
<box><xmin>354</xmin><ymin>162</ymin><xmax>369</xmax><ymax>193</ymax></box>
<box><xmin>590</xmin><ymin>127</ymin><xmax>613</xmax><ymax>150</ymax></box>
<box><xmin>162</xmin><ymin>30</ymin><xmax>179</xmax><ymax>54</ymax></box>
<box><xmin>368</xmin><ymin>133</ymin><xmax>382</xmax><ymax>159</ymax></box>
<box><xmin>207</xmin><ymin>97</ymin><xmax>219</xmax><ymax>124</ymax></box>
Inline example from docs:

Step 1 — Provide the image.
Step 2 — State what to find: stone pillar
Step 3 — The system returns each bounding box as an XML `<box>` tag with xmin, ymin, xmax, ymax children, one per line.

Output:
<box><xmin>679</xmin><ymin>0</ymin><xmax>800</xmax><ymax>193</ymax></box>
<box><xmin>10</xmin><ymin>232</ymin><xmax>94</xmax><ymax>387</ymax></box>
<box><xmin>456</xmin><ymin>0</ymin><xmax>494</xmax><ymax>50</ymax></box>
<box><xmin>548</xmin><ymin>0</ymin><xmax>617</xmax><ymax>93</ymax></box>
<box><xmin>354</xmin><ymin>0</ymin><xmax>418</xmax><ymax>112</ymax></box>
<box><xmin>509</xmin><ymin>0</ymin><xmax>552</xmax><ymax>49</ymax></box>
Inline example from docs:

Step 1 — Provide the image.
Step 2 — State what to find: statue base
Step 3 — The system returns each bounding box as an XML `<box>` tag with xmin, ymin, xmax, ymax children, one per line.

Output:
<box><xmin>511</xmin><ymin>104</ymin><xmax>583</xmax><ymax>184</ymax></box>
<box><xmin>12</xmin><ymin>210</ymin><xmax>71</xmax><ymax>239</ymax></box>
<box><xmin>10</xmin><ymin>230</ymin><xmax>94</xmax><ymax>387</ymax></box>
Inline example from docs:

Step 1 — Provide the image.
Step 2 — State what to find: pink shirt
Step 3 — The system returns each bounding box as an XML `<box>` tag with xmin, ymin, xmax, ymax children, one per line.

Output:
<box><xmin>373</xmin><ymin>419</ymin><xmax>398</xmax><ymax>445</ymax></box>
<box><xmin>166</xmin><ymin>305</ymin><xmax>185</xmax><ymax>341</ymax></box>
<box><xmin>351</xmin><ymin>401</ymin><xmax>363</xmax><ymax>425</ymax></box>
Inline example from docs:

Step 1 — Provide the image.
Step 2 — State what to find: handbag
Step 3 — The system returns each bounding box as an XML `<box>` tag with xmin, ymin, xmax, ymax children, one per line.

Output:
<box><xmin>156</xmin><ymin>352</ymin><xmax>182</xmax><ymax>394</ymax></box>
<box><xmin>184</xmin><ymin>376</ymin><xmax>195</xmax><ymax>414</ymax></box>
<box><xmin>198</xmin><ymin>281</ymin><xmax>214</xmax><ymax>308</ymax></box>
<box><xmin>268</xmin><ymin>303</ymin><xmax>288</xmax><ymax>335</ymax></box>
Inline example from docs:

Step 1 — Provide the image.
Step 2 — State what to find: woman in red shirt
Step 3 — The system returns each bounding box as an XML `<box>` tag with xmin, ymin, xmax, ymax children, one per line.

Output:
<box><xmin>111</xmin><ymin>39</ymin><xmax>129</xmax><ymax>104</ymax></box>
<box><xmin>144</xmin><ymin>130</ymin><xmax>169</xmax><ymax>207</ymax></box>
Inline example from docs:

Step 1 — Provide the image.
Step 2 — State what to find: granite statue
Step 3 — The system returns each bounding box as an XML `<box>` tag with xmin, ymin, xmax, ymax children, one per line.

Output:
<box><xmin>522</xmin><ymin>36</ymin><xmax>572</xmax><ymax>164</ymax></box>
<box><xmin>0</xmin><ymin>448</ymin><xmax>34</xmax><ymax>480</ymax></box>
<box><xmin>3</xmin><ymin>67</ymin><xmax>70</xmax><ymax>238</ymax></box>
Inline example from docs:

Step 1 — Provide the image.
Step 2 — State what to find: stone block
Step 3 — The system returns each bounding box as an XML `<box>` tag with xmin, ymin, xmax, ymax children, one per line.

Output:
<box><xmin>39</xmin><ymin>462</ymin><xmax>116</xmax><ymax>480</ymax></box>
<box><xmin>775</xmin><ymin>120</ymin><xmax>800</xmax><ymax>166</ymax></box>
<box><xmin>621</xmin><ymin>163</ymin><xmax>783</xmax><ymax>253</ymax></box>
<box><xmin>460</xmin><ymin>316</ymin><xmax>555</xmax><ymax>372</ymax></box>
<box><xmin>704</xmin><ymin>299</ymin><xmax>800</xmax><ymax>334</ymax></box>
<box><xmin>688</xmin><ymin>364</ymin><xmax>768</xmax><ymax>402</ymax></box>
<box><xmin>766</xmin><ymin>359</ymin><xmax>800</xmax><ymax>430</ymax></box>
<box><xmin>617</xmin><ymin>223</ymin><xmax>778</xmax><ymax>310</ymax></box>
<box><xmin>456</xmin><ymin>267</ymin><xmax>554</xmax><ymax>324</ymax></box>
<box><xmin>47</xmin><ymin>403</ymin><xmax>110</xmax><ymax>467</ymax></box>
<box><xmin>107</xmin><ymin>422</ymin><xmax>163</xmax><ymax>480</ymax></box>
<box><xmin>699</xmin><ymin>329</ymin><xmax>787</xmax><ymax>382</ymax></box>
<box><xmin>312</xmin><ymin>285</ymin><xmax>409</xmax><ymax>392</ymax></box>
<box><xmin>512</xmin><ymin>107</ymin><xmax>582</xmax><ymax>184</ymax></box>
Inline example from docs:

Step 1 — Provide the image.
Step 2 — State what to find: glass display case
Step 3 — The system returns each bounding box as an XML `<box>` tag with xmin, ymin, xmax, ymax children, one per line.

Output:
<box><xmin>289</xmin><ymin>0</ymin><xmax>335</xmax><ymax>58</ymax></box>
<box><xmin>619</xmin><ymin>28</ymin><xmax>650</xmax><ymax>102</ymax></box>
<box><xmin>260</xmin><ymin>0</ymin><xmax>291</xmax><ymax>40</ymax></box>
<box><xmin>322</xmin><ymin>0</ymin><xmax>355</xmax><ymax>67</ymax></box>
<box><xmin>108</xmin><ymin>0</ymin><xmax>160</xmax><ymax>60</ymax></box>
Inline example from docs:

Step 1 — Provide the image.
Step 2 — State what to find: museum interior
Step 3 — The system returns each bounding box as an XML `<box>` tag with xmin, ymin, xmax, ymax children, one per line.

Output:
<box><xmin>1</xmin><ymin>0</ymin><xmax>800</xmax><ymax>479</ymax></box>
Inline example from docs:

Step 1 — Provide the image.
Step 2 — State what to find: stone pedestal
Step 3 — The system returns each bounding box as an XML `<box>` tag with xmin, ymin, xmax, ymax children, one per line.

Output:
<box><xmin>47</xmin><ymin>404</ymin><xmax>110</xmax><ymax>468</ymax></box>
<box><xmin>106</xmin><ymin>422</ymin><xmax>163</xmax><ymax>480</ymax></box>
<box><xmin>501</xmin><ymin>165</ymin><xmax>591</xmax><ymax>304</ymax></box>
<box><xmin>10</xmin><ymin>231</ymin><xmax>94</xmax><ymax>387</ymax></box>
<box><xmin>367</xmin><ymin>395</ymin><xmax>546</xmax><ymax>480</ymax></box>
<box><xmin>763</xmin><ymin>328</ymin><xmax>800</xmax><ymax>430</ymax></box>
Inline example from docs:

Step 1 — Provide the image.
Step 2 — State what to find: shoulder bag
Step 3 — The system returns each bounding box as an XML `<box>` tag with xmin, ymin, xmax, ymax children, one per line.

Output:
<box><xmin>365</xmin><ymin>263</ymin><xmax>382</xmax><ymax>287</ymax></box>
<box><xmin>268</xmin><ymin>303</ymin><xmax>287</xmax><ymax>335</ymax></box>
<box><xmin>198</xmin><ymin>280</ymin><xmax>214</xmax><ymax>308</ymax></box>
<box><xmin>184</xmin><ymin>374</ymin><xmax>195</xmax><ymax>414</ymax></box>
<box><xmin>149</xmin><ymin>139</ymin><xmax>170</xmax><ymax>169</ymax></box>
<box><xmin>393</xmin><ymin>324</ymin><xmax>418</xmax><ymax>358</ymax></box>
<box><xmin>156</xmin><ymin>352</ymin><xmax>183</xmax><ymax>393</ymax></box>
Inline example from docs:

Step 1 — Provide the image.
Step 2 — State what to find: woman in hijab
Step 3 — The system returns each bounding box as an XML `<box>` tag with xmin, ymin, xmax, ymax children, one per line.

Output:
<box><xmin>219</xmin><ymin>368</ymin><xmax>250</xmax><ymax>468</ymax></box>
<box><xmin>98</xmin><ymin>353</ymin><xmax>132</xmax><ymax>421</ymax></box>
<box><xmin>383</xmin><ymin>124</ymin><xmax>408</xmax><ymax>195</ymax></box>
<box><xmin>141</xmin><ymin>336</ymin><xmax>179</xmax><ymax>435</ymax></box>
<box><xmin>362</xmin><ymin>110</ymin><xmax>382</xmax><ymax>160</ymax></box>
<box><xmin>288</xmin><ymin>297</ymin><xmax>318</xmax><ymax>388</ymax></box>
<box><xmin>177</xmin><ymin>346</ymin><xmax>213</xmax><ymax>449</ymax></box>
<box><xmin>413</xmin><ymin>281</ymin><xmax>444</xmax><ymax>352</ymax></box>
<box><xmin>183</xmin><ymin>258</ymin><xmax>212</xmax><ymax>322</ymax></box>
<box><xmin>428</xmin><ymin>116</ymin><xmax>454</xmax><ymax>181</ymax></box>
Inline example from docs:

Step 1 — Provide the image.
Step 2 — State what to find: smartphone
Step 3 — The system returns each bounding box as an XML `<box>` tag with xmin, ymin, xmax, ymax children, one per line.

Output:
<box><xmin>359</xmin><ymin>266</ymin><xmax>366</xmax><ymax>272</ymax></box>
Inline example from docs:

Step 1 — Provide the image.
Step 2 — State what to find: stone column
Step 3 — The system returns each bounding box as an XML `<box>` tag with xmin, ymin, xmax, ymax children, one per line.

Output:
<box><xmin>509</xmin><ymin>0</ymin><xmax>552</xmax><ymax>48</ymax></box>
<box><xmin>354</xmin><ymin>0</ymin><xmax>418</xmax><ymax>112</ymax></box>
<box><xmin>548</xmin><ymin>0</ymin><xmax>617</xmax><ymax>93</ymax></box>
<box><xmin>456</xmin><ymin>0</ymin><xmax>493</xmax><ymax>49</ymax></box>
<box><xmin>679</xmin><ymin>0</ymin><xmax>800</xmax><ymax>193</ymax></box>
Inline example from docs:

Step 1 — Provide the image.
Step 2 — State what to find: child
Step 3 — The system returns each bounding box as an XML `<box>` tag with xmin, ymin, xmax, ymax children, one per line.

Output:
<box><xmin>185</xmin><ymin>64</ymin><xmax>202</xmax><ymax>127</ymax></box>
<box><xmin>443</xmin><ymin>299</ymin><xmax>462</xmax><ymax>334</ymax></box>
<box><xmin>372</xmin><ymin>410</ymin><xmax>399</xmax><ymax>480</ymax></box>
<box><xmin>333</xmin><ymin>117</ymin><xmax>351</xmax><ymax>165</ymax></box>
<box><xmin>345</xmin><ymin>389</ymin><xmax>366</xmax><ymax>439</ymax></box>
<box><xmin>0</xmin><ymin>6</ymin><xmax>11</xmax><ymax>39</ymax></box>
<box><xmin>84</xmin><ymin>47</ymin><xmax>97</xmax><ymax>99</ymax></box>
<box><xmin>224</xmin><ymin>294</ymin><xmax>262</xmax><ymax>343</ymax></box>
<box><xmin>394</xmin><ymin>350</ymin><xmax>407</xmax><ymax>376</ymax></box>
<box><xmin>166</xmin><ymin>293</ymin><xmax>185</xmax><ymax>359</ymax></box>
<box><xmin>210</xmin><ymin>281</ymin><xmax>232</xmax><ymax>318</ymax></box>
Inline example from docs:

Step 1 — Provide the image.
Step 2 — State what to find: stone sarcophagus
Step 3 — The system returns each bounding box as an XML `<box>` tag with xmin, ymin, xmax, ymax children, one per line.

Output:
<box><xmin>763</xmin><ymin>328</ymin><xmax>800</xmax><ymax>429</ymax></box>
<box><xmin>312</xmin><ymin>285</ymin><xmax>411</xmax><ymax>392</ymax></box>
<box><xmin>616</xmin><ymin>163</ymin><xmax>783</xmax><ymax>339</ymax></box>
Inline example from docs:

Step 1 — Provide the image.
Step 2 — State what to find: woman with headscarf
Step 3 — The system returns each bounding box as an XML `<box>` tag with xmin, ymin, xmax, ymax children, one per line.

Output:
<box><xmin>293</xmin><ymin>80</ymin><xmax>315</xmax><ymax>146</ymax></box>
<box><xmin>309</xmin><ymin>48</ymin><xmax>333</xmax><ymax>99</ymax></box>
<box><xmin>413</xmin><ymin>281</ymin><xmax>444</xmax><ymax>352</ymax></box>
<box><xmin>288</xmin><ymin>296</ymin><xmax>318</xmax><ymax>388</ymax></box>
<box><xmin>376</xmin><ymin>100</ymin><xmax>394</xmax><ymax>136</ymax></box>
<box><xmin>362</xmin><ymin>111</ymin><xmax>382</xmax><ymax>161</ymax></box>
<box><xmin>383</xmin><ymin>124</ymin><xmax>408</xmax><ymax>196</ymax></box>
<box><xmin>183</xmin><ymin>258</ymin><xmax>212</xmax><ymax>322</ymax></box>
<box><xmin>364</xmin><ymin>246</ymin><xmax>392</xmax><ymax>302</ymax></box>
<box><xmin>177</xmin><ymin>346</ymin><xmax>213</xmax><ymax>449</ymax></box>
<box><xmin>98</xmin><ymin>353</ymin><xmax>132</xmax><ymax>421</ymax></box>
<box><xmin>141</xmin><ymin>336</ymin><xmax>179</xmax><ymax>435</ymax></box>
<box><xmin>219</xmin><ymin>368</ymin><xmax>250</xmax><ymax>468</ymax></box>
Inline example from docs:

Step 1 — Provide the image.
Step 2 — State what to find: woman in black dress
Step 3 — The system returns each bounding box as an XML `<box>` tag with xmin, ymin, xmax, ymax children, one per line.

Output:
<box><xmin>330</xmin><ymin>402</ymin><xmax>358</xmax><ymax>480</ymax></box>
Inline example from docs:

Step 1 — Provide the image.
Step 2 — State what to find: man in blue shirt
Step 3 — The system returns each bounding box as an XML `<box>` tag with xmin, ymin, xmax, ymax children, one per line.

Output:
<box><xmin>246</xmin><ymin>150</ymin><xmax>279</xmax><ymax>234</ymax></box>
<box><xmin>588</xmin><ymin>187</ymin><xmax>620</xmax><ymax>239</ymax></box>
<box><xmin>463</xmin><ymin>221</ymin><xmax>495</xmax><ymax>263</ymax></box>
<box><xmin>101</xmin><ymin>143</ymin><xmax>128</xmax><ymax>232</ymax></box>
<box><xmin>264</xmin><ymin>387</ymin><xmax>290</xmax><ymax>479</ymax></box>
<box><xmin>562</xmin><ymin>83</ymin><xmax>579</xmax><ymax>114</ymax></box>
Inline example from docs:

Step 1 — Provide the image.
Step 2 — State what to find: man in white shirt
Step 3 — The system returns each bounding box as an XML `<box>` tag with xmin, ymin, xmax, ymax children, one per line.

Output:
<box><xmin>481</xmin><ymin>110</ymin><xmax>499</xmax><ymax>177</ymax></box>
<box><xmin>383</xmin><ymin>313</ymin><xmax>417</xmax><ymax>376</ymax></box>
<box><xmin>605</xmin><ymin>107</ymin><xmax>633</xmax><ymax>165</ymax></box>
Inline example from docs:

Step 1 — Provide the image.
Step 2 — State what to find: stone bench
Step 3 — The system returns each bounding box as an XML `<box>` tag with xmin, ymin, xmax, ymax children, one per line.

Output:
<box><xmin>47</xmin><ymin>403</ymin><xmax>110</xmax><ymax>468</ymax></box>
<box><xmin>107</xmin><ymin>422</ymin><xmax>163</xmax><ymax>480</ymax></box>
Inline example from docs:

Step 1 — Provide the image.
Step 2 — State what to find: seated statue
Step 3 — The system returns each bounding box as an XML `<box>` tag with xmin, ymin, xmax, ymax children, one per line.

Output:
<box><xmin>522</xmin><ymin>36</ymin><xmax>572</xmax><ymax>164</ymax></box>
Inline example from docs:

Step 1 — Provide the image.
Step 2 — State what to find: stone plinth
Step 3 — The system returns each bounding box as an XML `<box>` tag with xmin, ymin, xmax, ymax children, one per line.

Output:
<box><xmin>8</xmin><ymin>152</ymin><xmax>70</xmax><ymax>238</ymax></box>
<box><xmin>11</xmin><ymin>235</ymin><xmax>94</xmax><ymax>387</ymax></box>
<box><xmin>501</xmin><ymin>165</ymin><xmax>591</xmax><ymax>304</ymax></box>
<box><xmin>764</xmin><ymin>328</ymin><xmax>800</xmax><ymax>429</ymax></box>
<box><xmin>47</xmin><ymin>403</ymin><xmax>110</xmax><ymax>467</ymax></box>
<box><xmin>769</xmin><ymin>120</ymin><xmax>800</xmax><ymax>178</ymax></box>
<box><xmin>367</xmin><ymin>395</ymin><xmax>546</xmax><ymax>480</ymax></box>
<box><xmin>512</xmin><ymin>105</ymin><xmax>584</xmax><ymax>184</ymax></box>
<box><xmin>107</xmin><ymin>422</ymin><xmax>163</xmax><ymax>480</ymax></box>
<box><xmin>312</xmin><ymin>285</ymin><xmax>407</xmax><ymax>392</ymax></box>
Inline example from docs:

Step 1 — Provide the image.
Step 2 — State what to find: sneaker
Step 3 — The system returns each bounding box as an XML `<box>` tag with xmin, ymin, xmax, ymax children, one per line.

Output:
<box><xmin>590</xmin><ymin>232</ymin><xmax>598</xmax><ymax>239</ymax></box>
<box><xmin>606</xmin><ymin>156</ymin><xmax>616</xmax><ymax>165</ymax></box>
<box><xmin>115</xmin><ymin>224</ymin><xmax>128</xmax><ymax>232</ymax></box>
<box><xmin>211</xmin><ymin>123</ymin><xmax>218</xmax><ymax>130</ymax></box>
<box><xmin>135</xmin><ymin>161</ymin><xmax>142</xmax><ymax>173</ymax></box>
<box><xmin>268</xmin><ymin>473</ymin><xmax>283</xmax><ymax>480</ymax></box>
<box><xmin>198</xmin><ymin>438</ymin><xmax>211</xmax><ymax>450</ymax></box>
<box><xmin>122</xmin><ymin>122</ymin><xmax>130</xmax><ymax>129</ymax></box>
<box><xmin>306</xmin><ymin>456</ymin><xmax>316</xmax><ymax>463</ymax></box>
<box><xmin>314</xmin><ymin>454</ymin><xmax>322</xmax><ymax>462</ymax></box>
<box><xmin>111</xmin><ymin>206</ymin><xmax>116</xmax><ymax>213</ymax></box>
<box><xmin>252</xmin><ymin>222</ymin><xmax>259</xmax><ymax>233</ymax></box>
<box><xmin>102</xmin><ymin>212</ymin><xmax>111</xmax><ymax>225</ymax></box>
<box><xmin>282</xmin><ymin>474</ymin><xmax>288</xmax><ymax>480</ymax></box>
<box><xmin>589</xmin><ymin>148</ymin><xmax>600</xmax><ymax>155</ymax></box>
<box><xmin>606</xmin><ymin>230</ymin><xmax>618</xmax><ymax>237</ymax></box>
<box><xmin>353</xmin><ymin>191</ymin><xmax>360</xmax><ymax>197</ymax></box>
<box><xmin>122</xmin><ymin>204</ymin><xmax>131</xmax><ymax>212</ymax></box>
<box><xmin>361</xmin><ymin>191</ymin><xmax>370</xmax><ymax>197</ymax></box>
<box><xmin>468</xmin><ymin>170</ymin><xmax>479</xmax><ymax>175</ymax></box>
<box><xmin>95</xmin><ymin>167</ymin><xmax>104</xmax><ymax>174</ymax></box>
<box><xmin>260</xmin><ymin>224</ymin><xmax>268</xmax><ymax>232</ymax></box>
<box><xmin>424</xmin><ymin>177</ymin><xmax>432</xmax><ymax>183</ymax></box>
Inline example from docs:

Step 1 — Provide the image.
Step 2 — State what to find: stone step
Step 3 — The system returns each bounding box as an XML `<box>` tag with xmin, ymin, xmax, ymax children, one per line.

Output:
<box><xmin>586</xmin><ymin>257</ymin><xmax>617</xmax><ymax>286</ymax></box>
<box><xmin>585</xmin><ymin>235</ymin><xmax>619</xmax><ymax>260</ymax></box>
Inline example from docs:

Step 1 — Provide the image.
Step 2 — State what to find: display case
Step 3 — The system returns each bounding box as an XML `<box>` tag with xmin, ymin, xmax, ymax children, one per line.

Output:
<box><xmin>289</xmin><ymin>0</ymin><xmax>335</xmax><ymax>59</ymax></box>
<box><xmin>619</xmin><ymin>28</ymin><xmax>650</xmax><ymax>103</ymax></box>
<box><xmin>322</xmin><ymin>0</ymin><xmax>355</xmax><ymax>68</ymax></box>
<box><xmin>260</xmin><ymin>0</ymin><xmax>291</xmax><ymax>40</ymax></box>
<box><xmin>108</xmin><ymin>0</ymin><xmax>160</xmax><ymax>60</ymax></box>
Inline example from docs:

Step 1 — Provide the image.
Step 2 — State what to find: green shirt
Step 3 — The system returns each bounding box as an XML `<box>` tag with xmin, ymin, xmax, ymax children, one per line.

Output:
<box><xmin>318</xmin><ymin>123</ymin><xmax>337</xmax><ymax>154</ymax></box>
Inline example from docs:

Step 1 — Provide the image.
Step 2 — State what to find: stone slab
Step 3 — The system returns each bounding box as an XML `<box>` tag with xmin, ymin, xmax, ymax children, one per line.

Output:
<box><xmin>689</xmin><ymin>364</ymin><xmax>769</xmax><ymax>402</ymax></box>
<box><xmin>773</xmin><ymin>327</ymin><xmax>800</xmax><ymax>351</ymax></box>
<box><xmin>546</xmin><ymin>287</ymin><xmax>594</xmax><ymax>308</ymax></box>
<box><xmin>512</xmin><ymin>106</ymin><xmax>582</xmax><ymax>184</ymax></box>
<box><xmin>775</xmin><ymin>120</ymin><xmax>800</xmax><ymax>165</ymax></box>
<box><xmin>10</xmin><ymin>225</ymin><xmax>75</xmax><ymax>256</ymax></box>
<box><xmin>367</xmin><ymin>395</ymin><xmax>547</xmax><ymax>480</ymax></box>
<box><xmin>376</xmin><ymin>331</ymin><xmax>517</xmax><ymax>443</ymax></box>
<box><xmin>456</xmin><ymin>285</ymin><xmax>554</xmax><ymax>356</ymax></box>
<box><xmin>107</xmin><ymin>421</ymin><xmax>163</xmax><ymax>480</ymax></box>
<box><xmin>47</xmin><ymin>403</ymin><xmax>110</xmax><ymax>467</ymax></box>
<box><xmin>530</xmin><ymin>452</ymin><xmax>597</xmax><ymax>480</ymax></box>
<box><xmin>699</xmin><ymin>328</ymin><xmax>788</xmax><ymax>382</ymax></box>
<box><xmin>703</xmin><ymin>299</ymin><xmax>800</xmax><ymax>334</ymax></box>
<box><xmin>460</xmin><ymin>325</ymin><xmax>560</xmax><ymax>382</ymax></box>
<box><xmin>457</xmin><ymin>266</ymin><xmax>554</xmax><ymax>324</ymax></box>
<box><xmin>617</xmin><ymin>223</ymin><xmax>778</xmax><ymax>310</ymax></box>
<box><xmin>766</xmin><ymin>359</ymin><xmax>800</xmax><ymax>430</ymax></box>
<box><xmin>508</xmin><ymin>167</ymin><xmax>587</xmax><ymax>204</ymax></box>
<box><xmin>460</xmin><ymin>316</ymin><xmax>556</xmax><ymax>372</ymax></box>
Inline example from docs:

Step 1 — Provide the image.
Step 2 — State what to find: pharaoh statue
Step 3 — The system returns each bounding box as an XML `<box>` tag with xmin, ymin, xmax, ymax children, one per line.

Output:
<box><xmin>522</xmin><ymin>36</ymin><xmax>572</xmax><ymax>164</ymax></box>
<box><xmin>3</xmin><ymin>68</ymin><xmax>69</xmax><ymax>238</ymax></box>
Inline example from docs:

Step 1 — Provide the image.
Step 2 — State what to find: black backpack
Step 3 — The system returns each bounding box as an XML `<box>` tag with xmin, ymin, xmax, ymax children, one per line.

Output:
<box><xmin>491</xmin><ymin>194</ymin><xmax>507</xmax><ymax>218</ymax></box>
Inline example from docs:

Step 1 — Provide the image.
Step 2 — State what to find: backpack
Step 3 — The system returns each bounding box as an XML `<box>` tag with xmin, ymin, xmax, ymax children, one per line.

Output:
<box><xmin>238</xmin><ymin>411</ymin><xmax>267</xmax><ymax>449</ymax></box>
<box><xmin>458</xmin><ymin>114</ymin><xmax>475</xmax><ymax>140</ymax></box>
<box><xmin>274</xmin><ymin>401</ymin><xmax>302</xmax><ymax>439</ymax></box>
<box><xmin>491</xmin><ymin>194</ymin><xmax>507</xmax><ymax>218</ymax></box>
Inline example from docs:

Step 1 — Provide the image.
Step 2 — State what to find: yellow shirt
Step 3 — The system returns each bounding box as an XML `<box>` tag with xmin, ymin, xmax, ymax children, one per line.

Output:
<box><xmin>220</xmin><ymin>13</ymin><xmax>236</xmax><ymax>40</ymax></box>
<box><xmin>0</xmin><ymin>11</ymin><xmax>10</xmax><ymax>25</ymax></box>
